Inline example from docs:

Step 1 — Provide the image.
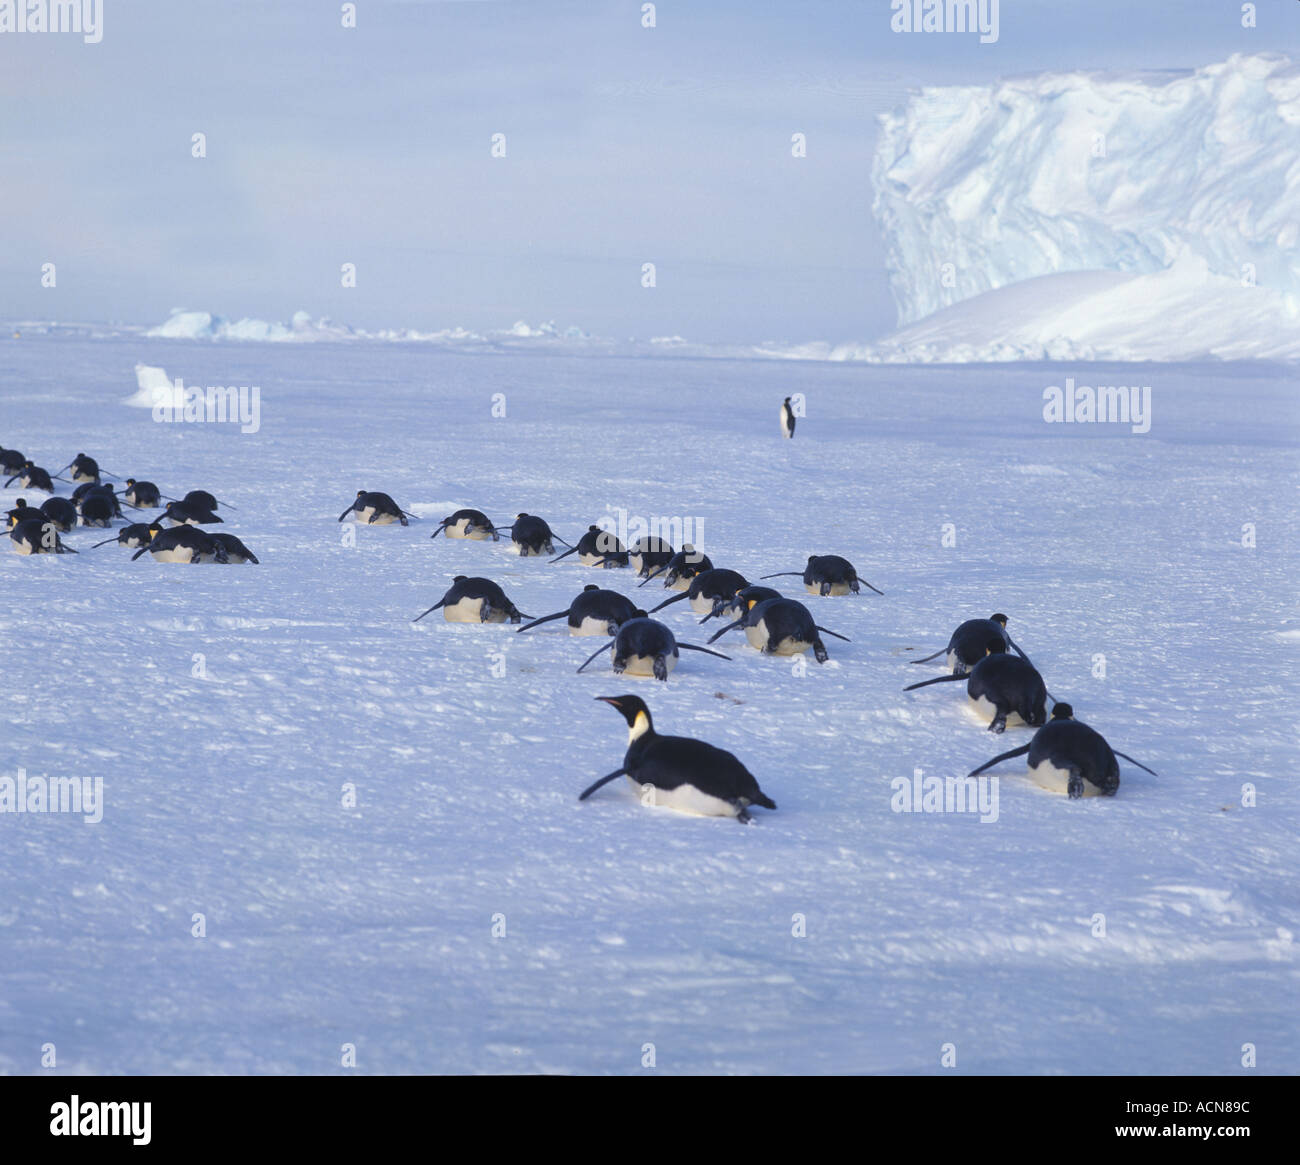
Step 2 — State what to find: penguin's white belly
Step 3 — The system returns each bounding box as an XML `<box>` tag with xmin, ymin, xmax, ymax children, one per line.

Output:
<box><xmin>445</xmin><ymin>518</ymin><xmax>472</xmax><ymax>539</ymax></box>
<box><xmin>571</xmin><ymin>615</ymin><xmax>613</xmax><ymax>637</ymax></box>
<box><xmin>166</xmin><ymin>517</ymin><xmax>200</xmax><ymax>528</ymax></box>
<box><xmin>946</xmin><ymin>649</ymin><xmax>970</xmax><ymax>673</ymax></box>
<box><xmin>359</xmin><ymin>507</ymin><xmax>399</xmax><ymax>525</ymax></box>
<box><xmin>619</xmin><ymin>651</ymin><xmax>677</xmax><ymax>677</ymax></box>
<box><xmin>666</xmin><ymin>575</ymin><xmax>692</xmax><ymax>592</ymax></box>
<box><xmin>79</xmin><ymin>517</ymin><xmax>110</xmax><ymax>528</ymax></box>
<box><xmin>625</xmin><ymin>775</ymin><xmax>738</xmax><ymax>818</ymax></box>
<box><xmin>10</xmin><ymin>538</ymin><xmax>36</xmax><ymax>555</ymax></box>
<box><xmin>444</xmin><ymin>596</ymin><xmax>502</xmax><ymax>623</ymax></box>
<box><xmin>514</xmin><ymin>543</ymin><xmax>548</xmax><ymax>557</ymax></box>
<box><xmin>969</xmin><ymin>694</ymin><xmax>1025</xmax><ymax>727</ymax></box>
<box><xmin>578</xmin><ymin>551</ymin><xmax>608</xmax><ymax>567</ymax></box>
<box><xmin>805</xmin><ymin>581</ymin><xmax>851</xmax><ymax>597</ymax></box>
<box><xmin>688</xmin><ymin>594</ymin><xmax>717</xmax><ymax>615</ymax></box>
<box><xmin>1029</xmin><ymin>759</ymin><xmax>1106</xmax><ymax>797</ymax></box>
<box><xmin>150</xmin><ymin>546</ymin><xmax>199</xmax><ymax>563</ymax></box>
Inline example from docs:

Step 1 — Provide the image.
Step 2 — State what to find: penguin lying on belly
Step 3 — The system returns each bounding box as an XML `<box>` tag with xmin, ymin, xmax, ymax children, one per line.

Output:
<box><xmin>412</xmin><ymin>576</ymin><xmax>530</xmax><ymax>624</ymax></box>
<box><xmin>550</xmin><ymin>525</ymin><xmax>629</xmax><ymax>568</ymax></box>
<box><xmin>904</xmin><ymin>638</ymin><xmax>1047</xmax><ymax>733</ymax></box>
<box><xmin>516</xmin><ymin>585</ymin><xmax>640</xmax><ymax>636</ymax></box>
<box><xmin>575</xmin><ymin>615</ymin><xmax>730</xmax><ymax>682</ymax></box>
<box><xmin>580</xmin><ymin>695</ymin><xmax>776</xmax><ymax>823</ymax></box>
<box><xmin>706</xmin><ymin>596</ymin><xmax>850</xmax><ymax>663</ymax></box>
<box><xmin>762</xmin><ymin>554</ymin><xmax>882</xmax><ymax>597</ymax></box>
<box><xmin>648</xmin><ymin>568</ymin><xmax>749</xmax><ymax>616</ymax></box>
<box><xmin>910</xmin><ymin>613</ymin><xmax>1029</xmax><ymax>675</ymax></box>
<box><xmin>638</xmin><ymin>544</ymin><xmax>713</xmax><ymax>590</ymax></box>
<box><xmin>968</xmin><ymin>703</ymin><xmax>1157</xmax><ymax>798</ymax></box>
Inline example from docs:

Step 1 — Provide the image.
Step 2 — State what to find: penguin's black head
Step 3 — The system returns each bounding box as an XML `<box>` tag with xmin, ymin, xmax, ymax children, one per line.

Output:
<box><xmin>76</xmin><ymin>452</ymin><xmax>85</xmax><ymax>459</ymax></box>
<box><xmin>985</xmin><ymin>637</ymin><xmax>1007</xmax><ymax>655</ymax></box>
<box><xmin>452</xmin><ymin>574</ymin><xmax>467</xmax><ymax>582</ymax></box>
<box><xmin>596</xmin><ymin>694</ymin><xmax>651</xmax><ymax>730</ymax></box>
<box><xmin>583</xmin><ymin>584</ymin><xmax>598</xmax><ymax>592</ymax></box>
<box><xmin>587</xmin><ymin>524</ymin><xmax>599</xmax><ymax>533</ymax></box>
<box><xmin>516</xmin><ymin>512</ymin><xmax>528</xmax><ymax>519</ymax></box>
<box><xmin>147</xmin><ymin>522</ymin><xmax>164</xmax><ymax>537</ymax></box>
<box><xmin>991</xmin><ymin>613</ymin><xmax>1008</xmax><ymax>626</ymax></box>
<box><xmin>1051</xmin><ymin>703</ymin><xmax>1074</xmax><ymax>720</ymax></box>
<box><xmin>23</xmin><ymin>460</ymin><xmax>34</xmax><ymax>469</ymax></box>
<box><xmin>356</xmin><ymin>489</ymin><xmax>366</xmax><ymax>498</ymax></box>
<box><xmin>126</xmin><ymin>478</ymin><xmax>136</xmax><ymax>486</ymax></box>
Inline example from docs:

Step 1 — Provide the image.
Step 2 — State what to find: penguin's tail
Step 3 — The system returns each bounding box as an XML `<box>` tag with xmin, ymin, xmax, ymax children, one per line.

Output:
<box><xmin>578</xmin><ymin>768</ymin><xmax>627</xmax><ymax>801</ymax></box>
<box><xmin>968</xmin><ymin>744</ymin><xmax>1031</xmax><ymax>778</ymax></box>
<box><xmin>903</xmin><ymin>674</ymin><xmax>966</xmax><ymax>692</ymax></box>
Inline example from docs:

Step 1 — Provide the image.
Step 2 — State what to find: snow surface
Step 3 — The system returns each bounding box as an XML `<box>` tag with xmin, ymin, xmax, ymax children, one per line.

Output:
<box><xmin>869</xmin><ymin>53</ymin><xmax>1300</xmax><ymax>359</ymax></box>
<box><xmin>1</xmin><ymin>333</ymin><xmax>1297</xmax><ymax>1075</ymax></box>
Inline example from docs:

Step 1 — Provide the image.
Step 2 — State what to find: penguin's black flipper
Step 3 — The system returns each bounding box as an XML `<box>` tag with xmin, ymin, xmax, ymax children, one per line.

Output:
<box><xmin>337</xmin><ymin>504</ymin><xmax>357</xmax><ymax>522</ymax></box>
<box><xmin>412</xmin><ymin>600</ymin><xmax>447</xmax><ymax>623</ymax></box>
<box><xmin>705</xmin><ymin>618</ymin><xmax>744</xmax><ymax>645</ymax></box>
<box><xmin>3</xmin><ymin>474</ymin><xmax>19</xmax><ymax>488</ymax></box>
<box><xmin>548</xmin><ymin>546</ymin><xmax>579</xmax><ymax>564</ymax></box>
<box><xmin>1113</xmin><ymin>749</ymin><xmax>1159</xmax><ymax>777</ymax></box>
<box><xmin>648</xmin><ymin>592</ymin><xmax>688</xmax><ymax>613</ymax></box>
<box><xmin>90</xmin><ymin>536</ymin><xmax>119</xmax><ymax>548</ymax></box>
<box><xmin>816</xmin><ymin>625</ymin><xmax>851</xmax><ymax>642</ymax></box>
<box><xmin>759</xmin><ymin>571</ymin><xmax>802</xmax><ymax>580</ymax></box>
<box><xmin>903</xmin><ymin>674</ymin><xmax>967</xmax><ymax>692</ymax></box>
<box><xmin>578</xmin><ymin>768</ymin><xmax>627</xmax><ymax>801</ymax></box>
<box><xmin>515</xmin><ymin>610</ymin><xmax>568</xmax><ymax>633</ymax></box>
<box><xmin>550</xmin><ymin>534</ymin><xmax>575</xmax><ymax>549</ymax></box>
<box><xmin>860</xmin><ymin>579</ymin><xmax>884</xmax><ymax>596</ymax></box>
<box><xmin>1006</xmin><ymin>635</ymin><xmax>1030</xmax><ymax>661</ymax></box>
<box><xmin>130</xmin><ymin>545</ymin><xmax>151</xmax><ymax>561</ymax></box>
<box><xmin>967</xmin><ymin>745</ymin><xmax>1031</xmax><ymax>778</ymax></box>
<box><xmin>576</xmin><ymin>639</ymin><xmax>616</xmax><ymax>674</ymax></box>
<box><xmin>429</xmin><ymin>522</ymin><xmax>450</xmax><ymax>540</ymax></box>
<box><xmin>60</xmin><ymin>543</ymin><xmax>79</xmax><ymax>554</ymax></box>
<box><xmin>909</xmin><ymin>647</ymin><xmax>948</xmax><ymax>664</ymax></box>
<box><xmin>678</xmin><ymin>643</ymin><xmax>732</xmax><ymax>661</ymax></box>
<box><xmin>637</xmin><ymin>565</ymin><xmax>668</xmax><ymax>587</ymax></box>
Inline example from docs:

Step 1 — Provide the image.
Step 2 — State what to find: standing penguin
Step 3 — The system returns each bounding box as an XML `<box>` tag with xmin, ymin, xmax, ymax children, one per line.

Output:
<box><xmin>338</xmin><ymin>490</ymin><xmax>409</xmax><ymax>526</ymax></box>
<box><xmin>580</xmin><ymin>695</ymin><xmax>776</xmax><ymax>823</ymax></box>
<box><xmin>575</xmin><ymin>616</ymin><xmax>731</xmax><ymax>682</ymax></box>
<box><xmin>910</xmin><ymin>614</ymin><xmax>1029</xmax><ymax>675</ymax></box>
<box><xmin>412</xmin><ymin>576</ymin><xmax>530</xmax><ymax>624</ymax></box>
<box><xmin>550</xmin><ymin>525</ymin><xmax>629</xmax><ymax>568</ymax></box>
<box><xmin>430</xmin><ymin>509</ymin><xmax>499</xmax><ymax>541</ymax></box>
<box><xmin>648</xmin><ymin>567</ymin><xmax>749</xmax><ymax>616</ymax></box>
<box><xmin>9</xmin><ymin>517</ymin><xmax>77</xmax><ymax>555</ymax></box>
<box><xmin>706</xmin><ymin>596</ymin><xmax>850</xmax><ymax>663</ymax></box>
<box><xmin>904</xmin><ymin>639</ymin><xmax>1048</xmax><ymax>733</ymax></box>
<box><xmin>780</xmin><ymin>396</ymin><xmax>796</xmax><ymax>439</ymax></box>
<box><xmin>638</xmin><ymin>544</ymin><xmax>713</xmax><ymax>590</ymax></box>
<box><xmin>516</xmin><ymin>585</ymin><xmax>640</xmax><ymax>637</ymax></box>
<box><xmin>968</xmin><ymin>703</ymin><xmax>1157</xmax><ymax>798</ymax></box>
<box><xmin>762</xmin><ymin>554</ymin><xmax>882</xmax><ymax>597</ymax></box>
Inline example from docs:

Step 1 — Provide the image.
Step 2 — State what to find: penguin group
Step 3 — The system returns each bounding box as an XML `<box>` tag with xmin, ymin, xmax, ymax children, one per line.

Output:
<box><xmin>3</xmin><ymin>443</ymin><xmax>259</xmax><ymax>564</ymax></box>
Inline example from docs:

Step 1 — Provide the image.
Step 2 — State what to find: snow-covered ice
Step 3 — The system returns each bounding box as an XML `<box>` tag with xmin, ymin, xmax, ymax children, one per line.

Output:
<box><xmin>1</xmin><ymin>333</ymin><xmax>1296</xmax><ymax>1074</ymax></box>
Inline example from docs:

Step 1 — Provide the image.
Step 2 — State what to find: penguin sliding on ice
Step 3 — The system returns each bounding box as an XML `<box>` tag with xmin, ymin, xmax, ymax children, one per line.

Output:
<box><xmin>549</xmin><ymin>525</ymin><xmax>629</xmax><ymax>568</ymax></box>
<box><xmin>910</xmin><ymin>614</ymin><xmax>1029</xmax><ymax>675</ymax></box>
<box><xmin>76</xmin><ymin>492</ymin><xmax>118</xmax><ymax>528</ymax></box>
<box><xmin>706</xmin><ymin>596</ymin><xmax>850</xmax><ymax>663</ymax></box>
<box><xmin>7</xmin><ymin>499</ymin><xmax>47</xmax><ymax>528</ymax></box>
<box><xmin>58</xmin><ymin>453</ymin><xmax>100</xmax><ymax>484</ymax></box>
<box><xmin>210</xmin><ymin>532</ymin><xmax>260</xmax><ymax>564</ymax></box>
<box><xmin>9</xmin><ymin>517</ymin><xmax>76</xmax><ymax>555</ymax></box>
<box><xmin>39</xmin><ymin>497</ymin><xmax>78</xmax><ymax>532</ymax></box>
<box><xmin>968</xmin><ymin>703</ymin><xmax>1157</xmax><ymax>798</ymax></box>
<box><xmin>648</xmin><ymin>567</ymin><xmax>749</xmax><ymax>617</ymax></box>
<box><xmin>131</xmin><ymin>523</ymin><xmax>229</xmax><ymax>563</ymax></box>
<box><xmin>91</xmin><ymin>523</ymin><xmax>156</xmax><ymax>549</ymax></box>
<box><xmin>904</xmin><ymin>638</ymin><xmax>1047</xmax><ymax>733</ymax></box>
<box><xmin>498</xmin><ymin>513</ymin><xmax>570</xmax><ymax>557</ymax></box>
<box><xmin>515</xmin><ymin>585</ymin><xmax>640</xmax><ymax>636</ymax></box>
<box><xmin>580</xmin><ymin>695</ymin><xmax>776</xmax><ymax>823</ymax></box>
<box><xmin>628</xmin><ymin>536</ymin><xmax>675</xmax><ymax>579</ymax></box>
<box><xmin>430</xmin><ymin>509</ymin><xmax>499</xmax><ymax>541</ymax></box>
<box><xmin>780</xmin><ymin>396</ymin><xmax>796</xmax><ymax>439</ymax></box>
<box><xmin>412</xmin><ymin>576</ymin><xmax>530</xmax><ymax>624</ymax></box>
<box><xmin>338</xmin><ymin>490</ymin><xmax>410</xmax><ymax>526</ymax></box>
<box><xmin>4</xmin><ymin>461</ymin><xmax>54</xmax><ymax>492</ymax></box>
<box><xmin>122</xmin><ymin>479</ymin><xmax>162</xmax><ymax>509</ymax></box>
<box><xmin>762</xmin><ymin>554</ymin><xmax>882</xmax><ymax>597</ymax></box>
<box><xmin>0</xmin><ymin>447</ymin><xmax>26</xmax><ymax>476</ymax></box>
<box><xmin>638</xmin><ymin>544</ymin><xmax>713</xmax><ymax>590</ymax></box>
<box><xmin>698</xmin><ymin>584</ymin><xmax>783</xmax><ymax>624</ymax></box>
<box><xmin>161</xmin><ymin>499</ymin><xmax>223</xmax><ymax>527</ymax></box>
<box><xmin>575</xmin><ymin>616</ymin><xmax>731</xmax><ymax>682</ymax></box>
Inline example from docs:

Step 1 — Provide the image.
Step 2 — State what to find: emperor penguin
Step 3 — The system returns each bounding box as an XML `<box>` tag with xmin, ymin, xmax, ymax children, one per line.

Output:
<box><xmin>579</xmin><ymin>694</ymin><xmax>777</xmax><ymax>823</ymax></box>
<box><xmin>904</xmin><ymin>639</ymin><xmax>1048</xmax><ymax>733</ymax></box>
<box><xmin>412</xmin><ymin>576</ymin><xmax>530</xmax><ymax>624</ymax></box>
<box><xmin>780</xmin><ymin>396</ymin><xmax>796</xmax><ymax>439</ymax></box>
<box><xmin>575</xmin><ymin>616</ymin><xmax>731</xmax><ymax>682</ymax></box>
<box><xmin>706</xmin><ymin>595</ymin><xmax>850</xmax><ymax>663</ymax></box>
<box><xmin>968</xmin><ymin>703</ymin><xmax>1157</xmax><ymax>798</ymax></box>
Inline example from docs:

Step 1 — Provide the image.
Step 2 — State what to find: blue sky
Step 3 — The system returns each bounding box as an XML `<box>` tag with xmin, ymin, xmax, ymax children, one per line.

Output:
<box><xmin>1</xmin><ymin>0</ymin><xmax>1294</xmax><ymax>343</ymax></box>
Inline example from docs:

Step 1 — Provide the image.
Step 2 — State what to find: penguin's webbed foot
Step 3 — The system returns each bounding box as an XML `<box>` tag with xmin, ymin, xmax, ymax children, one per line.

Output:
<box><xmin>813</xmin><ymin>642</ymin><xmax>828</xmax><ymax>664</ymax></box>
<box><xmin>1067</xmin><ymin>774</ymin><xmax>1084</xmax><ymax>799</ymax></box>
<box><xmin>736</xmin><ymin>806</ymin><xmax>753</xmax><ymax>824</ymax></box>
<box><xmin>653</xmin><ymin>656</ymin><xmax>668</xmax><ymax>682</ymax></box>
<box><xmin>989</xmin><ymin>716</ymin><xmax>1007</xmax><ymax>734</ymax></box>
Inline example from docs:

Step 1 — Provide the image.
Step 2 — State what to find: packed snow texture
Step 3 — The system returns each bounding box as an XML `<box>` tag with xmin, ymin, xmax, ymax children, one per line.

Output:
<box><xmin>870</xmin><ymin>53</ymin><xmax>1300</xmax><ymax>356</ymax></box>
<box><xmin>1</xmin><ymin>333</ymin><xmax>1296</xmax><ymax>1074</ymax></box>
